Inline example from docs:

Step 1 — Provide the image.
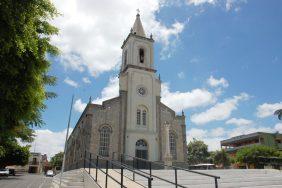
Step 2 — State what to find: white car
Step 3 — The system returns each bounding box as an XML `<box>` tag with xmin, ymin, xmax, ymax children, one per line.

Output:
<box><xmin>0</xmin><ymin>168</ymin><xmax>9</xmax><ymax>176</ymax></box>
<box><xmin>46</xmin><ymin>170</ymin><xmax>55</xmax><ymax>177</ymax></box>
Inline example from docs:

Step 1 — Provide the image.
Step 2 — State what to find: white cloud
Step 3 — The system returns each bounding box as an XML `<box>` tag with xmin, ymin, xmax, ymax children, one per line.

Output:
<box><xmin>274</xmin><ymin>123</ymin><xmax>282</xmax><ymax>133</ymax></box>
<box><xmin>186</xmin><ymin>128</ymin><xmax>225</xmax><ymax>151</ymax></box>
<box><xmin>64</xmin><ymin>77</ymin><xmax>79</xmax><ymax>88</ymax></box>
<box><xmin>93</xmin><ymin>76</ymin><xmax>119</xmax><ymax>104</ymax></box>
<box><xmin>191</xmin><ymin>93</ymin><xmax>249</xmax><ymax>125</ymax></box>
<box><xmin>225</xmin><ymin>118</ymin><xmax>253</xmax><ymax>126</ymax></box>
<box><xmin>51</xmin><ymin>0</ymin><xmax>185</xmax><ymax>76</ymax></box>
<box><xmin>227</xmin><ymin>126</ymin><xmax>274</xmax><ymax>138</ymax></box>
<box><xmin>177</xmin><ymin>71</ymin><xmax>185</xmax><ymax>79</ymax></box>
<box><xmin>210</xmin><ymin>127</ymin><xmax>226</xmax><ymax>137</ymax></box>
<box><xmin>187</xmin><ymin>0</ymin><xmax>216</xmax><ymax>6</ymax></box>
<box><xmin>27</xmin><ymin>129</ymin><xmax>73</xmax><ymax>159</ymax></box>
<box><xmin>207</xmin><ymin>75</ymin><xmax>229</xmax><ymax>88</ymax></box>
<box><xmin>73</xmin><ymin>99</ymin><xmax>87</xmax><ymax>113</ymax></box>
<box><xmin>82</xmin><ymin>77</ymin><xmax>91</xmax><ymax>84</ymax></box>
<box><xmin>225</xmin><ymin>0</ymin><xmax>247</xmax><ymax>11</ymax></box>
<box><xmin>161</xmin><ymin>83</ymin><xmax>215</xmax><ymax>113</ymax></box>
<box><xmin>256</xmin><ymin>102</ymin><xmax>282</xmax><ymax>118</ymax></box>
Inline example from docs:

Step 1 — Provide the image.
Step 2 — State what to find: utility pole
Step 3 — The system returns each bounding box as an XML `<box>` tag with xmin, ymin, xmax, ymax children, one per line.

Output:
<box><xmin>59</xmin><ymin>95</ymin><xmax>74</xmax><ymax>187</ymax></box>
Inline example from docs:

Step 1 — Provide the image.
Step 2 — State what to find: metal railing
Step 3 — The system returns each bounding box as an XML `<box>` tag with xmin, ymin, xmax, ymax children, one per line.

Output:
<box><xmin>113</xmin><ymin>153</ymin><xmax>220</xmax><ymax>188</ymax></box>
<box><xmin>83</xmin><ymin>150</ymin><xmax>153</xmax><ymax>188</ymax></box>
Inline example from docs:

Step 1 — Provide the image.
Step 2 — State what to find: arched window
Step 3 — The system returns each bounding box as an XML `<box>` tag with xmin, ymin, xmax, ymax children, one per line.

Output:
<box><xmin>137</xmin><ymin>109</ymin><xmax>141</xmax><ymax>125</ymax></box>
<box><xmin>142</xmin><ymin>110</ymin><xmax>146</xmax><ymax>125</ymax></box>
<box><xmin>99</xmin><ymin>126</ymin><xmax>111</xmax><ymax>157</ymax></box>
<box><xmin>135</xmin><ymin>139</ymin><xmax>148</xmax><ymax>160</ymax></box>
<box><xmin>136</xmin><ymin>106</ymin><xmax>147</xmax><ymax>126</ymax></box>
<box><xmin>139</xmin><ymin>48</ymin><xmax>144</xmax><ymax>63</ymax></box>
<box><xmin>169</xmin><ymin>131</ymin><xmax>177</xmax><ymax>160</ymax></box>
<box><xmin>124</xmin><ymin>50</ymin><xmax>127</xmax><ymax>65</ymax></box>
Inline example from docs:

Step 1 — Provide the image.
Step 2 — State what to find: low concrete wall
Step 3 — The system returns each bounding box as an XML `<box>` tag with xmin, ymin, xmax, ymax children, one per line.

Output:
<box><xmin>83</xmin><ymin>169</ymin><xmax>100</xmax><ymax>188</ymax></box>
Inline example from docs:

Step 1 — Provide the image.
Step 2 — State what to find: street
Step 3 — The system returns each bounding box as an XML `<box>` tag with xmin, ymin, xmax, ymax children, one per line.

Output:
<box><xmin>0</xmin><ymin>173</ymin><xmax>53</xmax><ymax>188</ymax></box>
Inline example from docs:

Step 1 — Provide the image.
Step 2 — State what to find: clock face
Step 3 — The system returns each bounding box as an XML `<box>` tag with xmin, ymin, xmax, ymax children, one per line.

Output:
<box><xmin>137</xmin><ymin>87</ymin><xmax>146</xmax><ymax>96</ymax></box>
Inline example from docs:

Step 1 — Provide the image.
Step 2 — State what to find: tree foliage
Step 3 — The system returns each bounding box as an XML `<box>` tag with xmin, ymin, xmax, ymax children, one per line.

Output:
<box><xmin>0</xmin><ymin>140</ymin><xmax>30</xmax><ymax>168</ymax></box>
<box><xmin>50</xmin><ymin>152</ymin><xmax>63</xmax><ymax>168</ymax></box>
<box><xmin>212</xmin><ymin>149</ymin><xmax>230</xmax><ymax>168</ymax></box>
<box><xmin>236</xmin><ymin>145</ymin><xmax>281</xmax><ymax>166</ymax></box>
<box><xmin>187</xmin><ymin>138</ymin><xmax>209</xmax><ymax>165</ymax></box>
<box><xmin>0</xmin><ymin>0</ymin><xmax>59</xmax><ymax>143</ymax></box>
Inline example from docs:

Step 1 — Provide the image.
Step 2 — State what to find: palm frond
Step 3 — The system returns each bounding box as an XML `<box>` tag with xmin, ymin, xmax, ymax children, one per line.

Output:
<box><xmin>274</xmin><ymin>109</ymin><xmax>282</xmax><ymax>120</ymax></box>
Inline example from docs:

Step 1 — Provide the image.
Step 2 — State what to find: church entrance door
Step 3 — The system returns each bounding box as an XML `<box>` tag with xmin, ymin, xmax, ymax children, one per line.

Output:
<box><xmin>135</xmin><ymin>139</ymin><xmax>148</xmax><ymax>169</ymax></box>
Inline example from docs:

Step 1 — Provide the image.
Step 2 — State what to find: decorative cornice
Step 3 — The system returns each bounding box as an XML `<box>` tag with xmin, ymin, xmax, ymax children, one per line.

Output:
<box><xmin>121</xmin><ymin>33</ymin><xmax>154</xmax><ymax>49</ymax></box>
<box><xmin>122</xmin><ymin>64</ymin><xmax>156</xmax><ymax>73</ymax></box>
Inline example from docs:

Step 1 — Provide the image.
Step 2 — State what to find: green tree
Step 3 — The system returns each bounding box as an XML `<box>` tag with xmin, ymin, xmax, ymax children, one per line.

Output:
<box><xmin>212</xmin><ymin>149</ymin><xmax>230</xmax><ymax>168</ymax></box>
<box><xmin>187</xmin><ymin>138</ymin><xmax>209</xmax><ymax>165</ymax></box>
<box><xmin>236</xmin><ymin>145</ymin><xmax>280</xmax><ymax>168</ymax></box>
<box><xmin>0</xmin><ymin>0</ymin><xmax>59</xmax><ymax>143</ymax></box>
<box><xmin>274</xmin><ymin>109</ymin><xmax>282</xmax><ymax>120</ymax></box>
<box><xmin>50</xmin><ymin>152</ymin><xmax>63</xmax><ymax>168</ymax></box>
<box><xmin>0</xmin><ymin>140</ymin><xmax>30</xmax><ymax>168</ymax></box>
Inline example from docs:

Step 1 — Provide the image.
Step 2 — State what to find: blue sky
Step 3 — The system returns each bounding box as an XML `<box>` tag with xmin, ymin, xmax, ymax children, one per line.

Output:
<box><xmin>31</xmin><ymin>0</ymin><xmax>282</xmax><ymax>157</ymax></box>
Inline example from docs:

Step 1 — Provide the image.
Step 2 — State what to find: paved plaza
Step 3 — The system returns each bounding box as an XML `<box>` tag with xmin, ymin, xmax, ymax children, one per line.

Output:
<box><xmin>54</xmin><ymin>168</ymin><xmax>282</xmax><ymax>188</ymax></box>
<box><xmin>0</xmin><ymin>173</ymin><xmax>53</xmax><ymax>188</ymax></box>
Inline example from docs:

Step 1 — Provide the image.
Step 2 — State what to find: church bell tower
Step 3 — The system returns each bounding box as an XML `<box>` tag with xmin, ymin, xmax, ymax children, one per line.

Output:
<box><xmin>119</xmin><ymin>13</ymin><xmax>161</xmax><ymax>161</ymax></box>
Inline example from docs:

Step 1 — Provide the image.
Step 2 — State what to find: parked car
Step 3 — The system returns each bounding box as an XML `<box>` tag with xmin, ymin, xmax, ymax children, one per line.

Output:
<box><xmin>46</xmin><ymin>170</ymin><xmax>55</xmax><ymax>177</ymax></box>
<box><xmin>0</xmin><ymin>168</ymin><xmax>9</xmax><ymax>176</ymax></box>
<box><xmin>8</xmin><ymin>169</ymin><xmax>15</xmax><ymax>176</ymax></box>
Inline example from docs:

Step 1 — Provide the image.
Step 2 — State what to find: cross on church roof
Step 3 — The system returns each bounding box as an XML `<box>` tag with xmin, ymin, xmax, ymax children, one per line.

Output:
<box><xmin>136</xmin><ymin>9</ymin><xmax>140</xmax><ymax>15</ymax></box>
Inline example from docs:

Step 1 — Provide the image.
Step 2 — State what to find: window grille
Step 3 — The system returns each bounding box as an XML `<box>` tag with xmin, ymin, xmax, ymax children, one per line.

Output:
<box><xmin>99</xmin><ymin>126</ymin><xmax>111</xmax><ymax>157</ymax></box>
<box><xmin>169</xmin><ymin>132</ymin><xmax>177</xmax><ymax>160</ymax></box>
<box><xmin>142</xmin><ymin>110</ymin><xmax>146</xmax><ymax>125</ymax></box>
<box><xmin>137</xmin><ymin>109</ymin><xmax>141</xmax><ymax>125</ymax></box>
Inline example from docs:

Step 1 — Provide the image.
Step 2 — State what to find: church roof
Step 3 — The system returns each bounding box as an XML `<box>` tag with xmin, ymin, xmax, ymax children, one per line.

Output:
<box><xmin>132</xmin><ymin>13</ymin><xmax>146</xmax><ymax>37</ymax></box>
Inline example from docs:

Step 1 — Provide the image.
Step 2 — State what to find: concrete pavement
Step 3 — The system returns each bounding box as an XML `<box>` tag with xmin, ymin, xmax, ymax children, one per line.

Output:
<box><xmin>0</xmin><ymin>173</ymin><xmax>53</xmax><ymax>188</ymax></box>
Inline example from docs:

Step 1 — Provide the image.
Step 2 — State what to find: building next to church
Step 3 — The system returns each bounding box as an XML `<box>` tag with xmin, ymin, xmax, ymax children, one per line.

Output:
<box><xmin>221</xmin><ymin>132</ymin><xmax>282</xmax><ymax>156</ymax></box>
<box><xmin>65</xmin><ymin>13</ymin><xmax>187</xmax><ymax>168</ymax></box>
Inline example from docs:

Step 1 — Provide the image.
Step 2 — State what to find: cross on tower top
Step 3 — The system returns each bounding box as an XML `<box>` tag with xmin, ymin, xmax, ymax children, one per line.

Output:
<box><xmin>136</xmin><ymin>9</ymin><xmax>140</xmax><ymax>15</ymax></box>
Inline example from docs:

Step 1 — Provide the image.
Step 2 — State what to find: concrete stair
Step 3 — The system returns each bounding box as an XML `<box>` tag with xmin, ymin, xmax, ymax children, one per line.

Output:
<box><xmin>124</xmin><ymin>169</ymin><xmax>282</xmax><ymax>188</ymax></box>
<box><xmin>52</xmin><ymin>169</ymin><xmax>84</xmax><ymax>188</ymax></box>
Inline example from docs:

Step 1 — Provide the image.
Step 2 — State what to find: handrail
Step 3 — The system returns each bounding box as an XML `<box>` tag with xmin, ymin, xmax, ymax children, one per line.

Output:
<box><xmin>120</xmin><ymin>153</ymin><xmax>220</xmax><ymax>179</ymax></box>
<box><xmin>113</xmin><ymin>152</ymin><xmax>220</xmax><ymax>188</ymax></box>
<box><xmin>84</xmin><ymin>150</ymin><xmax>153</xmax><ymax>188</ymax></box>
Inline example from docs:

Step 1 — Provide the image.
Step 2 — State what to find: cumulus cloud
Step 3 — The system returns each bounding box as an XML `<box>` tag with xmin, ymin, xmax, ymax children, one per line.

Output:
<box><xmin>191</xmin><ymin>93</ymin><xmax>249</xmax><ymax>125</ymax></box>
<box><xmin>227</xmin><ymin>126</ymin><xmax>274</xmax><ymax>138</ymax></box>
<box><xmin>93</xmin><ymin>76</ymin><xmax>119</xmax><ymax>104</ymax></box>
<box><xmin>27</xmin><ymin>129</ymin><xmax>72</xmax><ymax>159</ymax></box>
<box><xmin>51</xmin><ymin>0</ymin><xmax>185</xmax><ymax>76</ymax></box>
<box><xmin>207</xmin><ymin>76</ymin><xmax>229</xmax><ymax>88</ymax></box>
<box><xmin>187</xmin><ymin>0</ymin><xmax>216</xmax><ymax>6</ymax></box>
<box><xmin>73</xmin><ymin>99</ymin><xmax>87</xmax><ymax>113</ymax></box>
<box><xmin>186</xmin><ymin>128</ymin><xmax>225</xmax><ymax>151</ymax></box>
<box><xmin>256</xmin><ymin>102</ymin><xmax>282</xmax><ymax>118</ymax></box>
<box><xmin>225</xmin><ymin>118</ymin><xmax>253</xmax><ymax>126</ymax></box>
<box><xmin>225</xmin><ymin>0</ymin><xmax>247</xmax><ymax>11</ymax></box>
<box><xmin>210</xmin><ymin>127</ymin><xmax>226</xmax><ymax>137</ymax></box>
<box><xmin>64</xmin><ymin>77</ymin><xmax>79</xmax><ymax>88</ymax></box>
<box><xmin>161</xmin><ymin>83</ymin><xmax>215</xmax><ymax>113</ymax></box>
<box><xmin>274</xmin><ymin>123</ymin><xmax>282</xmax><ymax>133</ymax></box>
<box><xmin>177</xmin><ymin>71</ymin><xmax>185</xmax><ymax>79</ymax></box>
<box><xmin>82</xmin><ymin>77</ymin><xmax>91</xmax><ymax>84</ymax></box>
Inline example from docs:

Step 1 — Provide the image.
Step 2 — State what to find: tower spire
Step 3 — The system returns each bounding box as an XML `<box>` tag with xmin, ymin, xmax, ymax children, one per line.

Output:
<box><xmin>132</xmin><ymin>10</ymin><xmax>146</xmax><ymax>37</ymax></box>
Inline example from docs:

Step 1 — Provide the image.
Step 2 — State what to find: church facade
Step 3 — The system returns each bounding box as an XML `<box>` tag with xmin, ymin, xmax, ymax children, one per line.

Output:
<box><xmin>65</xmin><ymin>14</ymin><xmax>187</xmax><ymax>168</ymax></box>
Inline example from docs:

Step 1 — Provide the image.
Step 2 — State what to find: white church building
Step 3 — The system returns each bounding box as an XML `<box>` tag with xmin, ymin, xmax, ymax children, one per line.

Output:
<box><xmin>65</xmin><ymin>13</ymin><xmax>187</xmax><ymax>168</ymax></box>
